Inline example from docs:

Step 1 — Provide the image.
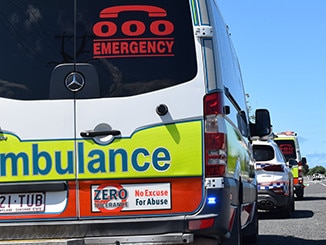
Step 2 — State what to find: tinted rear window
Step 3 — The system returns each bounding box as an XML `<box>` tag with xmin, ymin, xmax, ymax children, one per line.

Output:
<box><xmin>0</xmin><ymin>0</ymin><xmax>197</xmax><ymax>100</ymax></box>
<box><xmin>253</xmin><ymin>145</ymin><xmax>275</xmax><ymax>161</ymax></box>
<box><xmin>274</xmin><ymin>140</ymin><xmax>296</xmax><ymax>161</ymax></box>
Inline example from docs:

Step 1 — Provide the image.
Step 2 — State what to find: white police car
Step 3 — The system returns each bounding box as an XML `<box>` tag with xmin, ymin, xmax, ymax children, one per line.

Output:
<box><xmin>252</xmin><ymin>139</ymin><xmax>295</xmax><ymax>217</ymax></box>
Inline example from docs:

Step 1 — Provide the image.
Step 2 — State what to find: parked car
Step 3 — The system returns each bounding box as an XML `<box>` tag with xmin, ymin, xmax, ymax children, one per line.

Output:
<box><xmin>252</xmin><ymin>139</ymin><xmax>295</xmax><ymax>217</ymax></box>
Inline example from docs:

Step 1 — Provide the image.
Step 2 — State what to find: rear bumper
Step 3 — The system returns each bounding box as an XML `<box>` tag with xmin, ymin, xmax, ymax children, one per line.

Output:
<box><xmin>0</xmin><ymin>177</ymin><xmax>253</xmax><ymax>244</ymax></box>
<box><xmin>85</xmin><ymin>233</ymin><xmax>193</xmax><ymax>245</ymax></box>
<box><xmin>0</xmin><ymin>235</ymin><xmax>219</xmax><ymax>245</ymax></box>
<box><xmin>0</xmin><ymin>214</ymin><xmax>223</xmax><ymax>245</ymax></box>
<box><xmin>0</xmin><ymin>233</ymin><xmax>193</xmax><ymax>245</ymax></box>
<box><xmin>0</xmin><ymin>217</ymin><xmax>188</xmax><ymax>240</ymax></box>
<box><xmin>257</xmin><ymin>190</ymin><xmax>289</xmax><ymax>210</ymax></box>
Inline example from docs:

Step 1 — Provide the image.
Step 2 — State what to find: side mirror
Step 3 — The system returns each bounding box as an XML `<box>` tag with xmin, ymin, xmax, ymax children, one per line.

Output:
<box><xmin>301</xmin><ymin>157</ymin><xmax>307</xmax><ymax>165</ymax></box>
<box><xmin>251</xmin><ymin>109</ymin><xmax>272</xmax><ymax>137</ymax></box>
<box><xmin>237</xmin><ymin>110</ymin><xmax>249</xmax><ymax>137</ymax></box>
<box><xmin>288</xmin><ymin>159</ymin><xmax>298</xmax><ymax>168</ymax></box>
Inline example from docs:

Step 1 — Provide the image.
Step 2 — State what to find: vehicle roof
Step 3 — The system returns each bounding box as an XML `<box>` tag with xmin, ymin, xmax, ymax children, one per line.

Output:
<box><xmin>274</xmin><ymin>132</ymin><xmax>299</xmax><ymax>141</ymax></box>
<box><xmin>252</xmin><ymin>138</ymin><xmax>277</xmax><ymax>146</ymax></box>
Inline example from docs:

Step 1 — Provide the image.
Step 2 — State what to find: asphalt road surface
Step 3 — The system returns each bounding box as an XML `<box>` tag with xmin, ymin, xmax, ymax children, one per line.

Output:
<box><xmin>245</xmin><ymin>177</ymin><xmax>326</xmax><ymax>245</ymax></box>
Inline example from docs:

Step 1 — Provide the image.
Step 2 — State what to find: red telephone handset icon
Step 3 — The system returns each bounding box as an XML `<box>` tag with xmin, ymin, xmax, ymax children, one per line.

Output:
<box><xmin>100</xmin><ymin>5</ymin><xmax>167</xmax><ymax>18</ymax></box>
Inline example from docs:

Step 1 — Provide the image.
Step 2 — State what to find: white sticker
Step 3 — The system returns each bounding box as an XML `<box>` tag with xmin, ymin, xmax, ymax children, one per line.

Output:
<box><xmin>91</xmin><ymin>183</ymin><xmax>171</xmax><ymax>212</ymax></box>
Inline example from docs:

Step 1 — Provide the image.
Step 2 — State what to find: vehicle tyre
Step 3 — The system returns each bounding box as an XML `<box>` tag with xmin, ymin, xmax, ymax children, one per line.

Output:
<box><xmin>296</xmin><ymin>187</ymin><xmax>304</xmax><ymax>200</ymax></box>
<box><xmin>291</xmin><ymin>192</ymin><xmax>295</xmax><ymax>213</ymax></box>
<box><xmin>280</xmin><ymin>206</ymin><xmax>291</xmax><ymax>218</ymax></box>
<box><xmin>281</xmin><ymin>193</ymin><xmax>294</xmax><ymax>218</ymax></box>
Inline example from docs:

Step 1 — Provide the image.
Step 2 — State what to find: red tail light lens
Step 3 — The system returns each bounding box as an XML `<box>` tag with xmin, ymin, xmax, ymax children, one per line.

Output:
<box><xmin>298</xmin><ymin>161</ymin><xmax>303</xmax><ymax>178</ymax></box>
<box><xmin>271</xmin><ymin>186</ymin><xmax>286</xmax><ymax>195</ymax></box>
<box><xmin>204</xmin><ymin>92</ymin><xmax>227</xmax><ymax>177</ymax></box>
<box><xmin>204</xmin><ymin>92</ymin><xmax>223</xmax><ymax>115</ymax></box>
<box><xmin>188</xmin><ymin>218</ymin><xmax>215</xmax><ymax>230</ymax></box>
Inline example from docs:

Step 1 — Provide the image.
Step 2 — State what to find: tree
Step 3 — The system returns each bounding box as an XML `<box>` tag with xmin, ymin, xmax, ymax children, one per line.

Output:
<box><xmin>302</xmin><ymin>163</ymin><xmax>309</xmax><ymax>175</ymax></box>
<box><xmin>307</xmin><ymin>165</ymin><xmax>326</xmax><ymax>175</ymax></box>
<box><xmin>245</xmin><ymin>93</ymin><xmax>255</xmax><ymax>122</ymax></box>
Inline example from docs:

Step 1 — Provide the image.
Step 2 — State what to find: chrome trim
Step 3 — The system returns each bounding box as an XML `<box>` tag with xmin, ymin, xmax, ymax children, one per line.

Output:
<box><xmin>65</xmin><ymin>72</ymin><xmax>85</xmax><ymax>92</ymax></box>
<box><xmin>85</xmin><ymin>233</ymin><xmax>193</xmax><ymax>244</ymax></box>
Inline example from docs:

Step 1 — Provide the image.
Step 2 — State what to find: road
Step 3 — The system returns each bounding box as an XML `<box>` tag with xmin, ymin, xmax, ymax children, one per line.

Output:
<box><xmin>246</xmin><ymin>177</ymin><xmax>326</xmax><ymax>245</ymax></box>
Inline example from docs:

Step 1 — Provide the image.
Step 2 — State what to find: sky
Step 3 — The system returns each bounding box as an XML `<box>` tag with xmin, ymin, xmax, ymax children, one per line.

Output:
<box><xmin>216</xmin><ymin>1</ymin><xmax>326</xmax><ymax>168</ymax></box>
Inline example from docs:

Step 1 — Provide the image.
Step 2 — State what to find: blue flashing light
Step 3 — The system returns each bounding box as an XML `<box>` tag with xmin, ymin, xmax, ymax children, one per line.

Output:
<box><xmin>207</xmin><ymin>196</ymin><xmax>217</xmax><ymax>205</ymax></box>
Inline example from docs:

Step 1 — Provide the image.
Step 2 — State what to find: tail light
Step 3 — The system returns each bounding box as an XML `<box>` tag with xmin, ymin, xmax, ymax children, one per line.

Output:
<box><xmin>204</xmin><ymin>92</ymin><xmax>227</xmax><ymax>177</ymax></box>
<box><xmin>298</xmin><ymin>161</ymin><xmax>303</xmax><ymax>184</ymax></box>
<box><xmin>188</xmin><ymin>218</ymin><xmax>215</xmax><ymax>230</ymax></box>
<box><xmin>271</xmin><ymin>186</ymin><xmax>287</xmax><ymax>195</ymax></box>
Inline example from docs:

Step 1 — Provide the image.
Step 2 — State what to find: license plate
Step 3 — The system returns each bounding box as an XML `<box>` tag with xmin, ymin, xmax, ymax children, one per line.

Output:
<box><xmin>0</xmin><ymin>192</ymin><xmax>45</xmax><ymax>214</ymax></box>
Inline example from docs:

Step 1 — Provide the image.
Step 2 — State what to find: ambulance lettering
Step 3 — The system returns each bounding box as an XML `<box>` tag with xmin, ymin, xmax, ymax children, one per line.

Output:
<box><xmin>278</xmin><ymin>144</ymin><xmax>294</xmax><ymax>155</ymax></box>
<box><xmin>92</xmin><ymin>5</ymin><xmax>175</xmax><ymax>58</ymax></box>
<box><xmin>0</xmin><ymin>121</ymin><xmax>202</xmax><ymax>181</ymax></box>
<box><xmin>0</xmin><ymin>142</ymin><xmax>171</xmax><ymax>178</ymax></box>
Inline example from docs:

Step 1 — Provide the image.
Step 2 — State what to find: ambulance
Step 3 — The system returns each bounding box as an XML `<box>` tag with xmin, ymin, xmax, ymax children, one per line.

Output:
<box><xmin>273</xmin><ymin>132</ymin><xmax>305</xmax><ymax>200</ymax></box>
<box><xmin>0</xmin><ymin>1</ymin><xmax>271</xmax><ymax>244</ymax></box>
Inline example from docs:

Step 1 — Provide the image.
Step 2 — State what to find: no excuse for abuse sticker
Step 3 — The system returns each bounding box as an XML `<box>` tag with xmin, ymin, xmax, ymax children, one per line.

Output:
<box><xmin>92</xmin><ymin>183</ymin><xmax>171</xmax><ymax>212</ymax></box>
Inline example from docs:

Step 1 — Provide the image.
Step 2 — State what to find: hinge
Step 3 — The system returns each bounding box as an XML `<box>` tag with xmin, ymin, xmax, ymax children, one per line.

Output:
<box><xmin>195</xmin><ymin>26</ymin><xmax>213</xmax><ymax>38</ymax></box>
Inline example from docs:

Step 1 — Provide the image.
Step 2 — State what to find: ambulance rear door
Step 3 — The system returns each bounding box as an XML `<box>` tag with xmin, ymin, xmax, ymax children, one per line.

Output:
<box><xmin>0</xmin><ymin>1</ymin><xmax>77</xmax><ymax>221</ymax></box>
<box><xmin>73</xmin><ymin>0</ymin><xmax>206</xmax><ymax>218</ymax></box>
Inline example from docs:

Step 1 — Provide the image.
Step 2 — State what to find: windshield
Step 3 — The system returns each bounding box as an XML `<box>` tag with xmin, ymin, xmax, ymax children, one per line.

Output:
<box><xmin>274</xmin><ymin>140</ymin><xmax>296</xmax><ymax>161</ymax></box>
<box><xmin>253</xmin><ymin>145</ymin><xmax>275</xmax><ymax>161</ymax></box>
<box><xmin>0</xmin><ymin>0</ymin><xmax>197</xmax><ymax>100</ymax></box>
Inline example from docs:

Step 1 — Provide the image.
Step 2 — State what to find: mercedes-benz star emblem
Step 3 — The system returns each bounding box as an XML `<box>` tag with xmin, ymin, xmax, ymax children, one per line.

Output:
<box><xmin>65</xmin><ymin>72</ymin><xmax>85</xmax><ymax>92</ymax></box>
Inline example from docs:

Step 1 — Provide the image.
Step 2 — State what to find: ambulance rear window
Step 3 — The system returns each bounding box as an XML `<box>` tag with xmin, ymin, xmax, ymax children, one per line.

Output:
<box><xmin>274</xmin><ymin>140</ymin><xmax>296</xmax><ymax>161</ymax></box>
<box><xmin>0</xmin><ymin>0</ymin><xmax>196</xmax><ymax>100</ymax></box>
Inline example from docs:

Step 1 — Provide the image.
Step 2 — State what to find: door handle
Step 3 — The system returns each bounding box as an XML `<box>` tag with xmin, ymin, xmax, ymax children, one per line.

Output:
<box><xmin>80</xmin><ymin>130</ymin><xmax>121</xmax><ymax>138</ymax></box>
